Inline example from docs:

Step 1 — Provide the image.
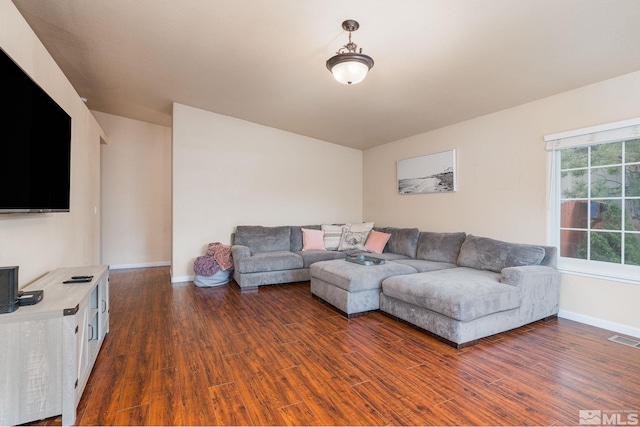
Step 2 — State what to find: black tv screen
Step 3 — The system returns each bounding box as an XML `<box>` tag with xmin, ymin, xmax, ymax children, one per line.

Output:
<box><xmin>0</xmin><ymin>48</ymin><xmax>71</xmax><ymax>214</ymax></box>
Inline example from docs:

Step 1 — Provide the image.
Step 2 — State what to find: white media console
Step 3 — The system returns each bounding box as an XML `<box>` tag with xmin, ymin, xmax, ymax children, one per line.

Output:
<box><xmin>0</xmin><ymin>265</ymin><xmax>109</xmax><ymax>426</ymax></box>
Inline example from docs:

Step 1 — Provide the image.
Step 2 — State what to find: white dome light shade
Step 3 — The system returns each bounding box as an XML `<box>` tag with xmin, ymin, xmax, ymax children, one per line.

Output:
<box><xmin>329</xmin><ymin>57</ymin><xmax>371</xmax><ymax>85</ymax></box>
<box><xmin>326</xmin><ymin>20</ymin><xmax>374</xmax><ymax>85</ymax></box>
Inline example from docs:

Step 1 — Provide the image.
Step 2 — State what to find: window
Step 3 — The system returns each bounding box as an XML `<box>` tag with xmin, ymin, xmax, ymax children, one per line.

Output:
<box><xmin>546</xmin><ymin>118</ymin><xmax>640</xmax><ymax>283</ymax></box>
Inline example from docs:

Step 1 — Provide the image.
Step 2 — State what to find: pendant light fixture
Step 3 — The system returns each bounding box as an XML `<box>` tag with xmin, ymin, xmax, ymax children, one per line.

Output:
<box><xmin>326</xmin><ymin>20</ymin><xmax>374</xmax><ymax>85</ymax></box>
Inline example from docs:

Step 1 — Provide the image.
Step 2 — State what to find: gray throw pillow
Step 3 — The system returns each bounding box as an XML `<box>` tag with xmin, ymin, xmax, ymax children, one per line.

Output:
<box><xmin>457</xmin><ymin>235</ymin><xmax>546</xmax><ymax>273</ymax></box>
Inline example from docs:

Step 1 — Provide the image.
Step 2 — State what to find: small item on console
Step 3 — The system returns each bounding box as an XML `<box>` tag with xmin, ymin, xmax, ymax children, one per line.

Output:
<box><xmin>63</xmin><ymin>276</ymin><xmax>93</xmax><ymax>284</ymax></box>
<box><xmin>18</xmin><ymin>290</ymin><xmax>43</xmax><ymax>306</ymax></box>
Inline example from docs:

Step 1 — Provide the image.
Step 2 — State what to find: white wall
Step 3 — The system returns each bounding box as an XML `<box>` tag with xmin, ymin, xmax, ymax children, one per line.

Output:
<box><xmin>0</xmin><ymin>2</ymin><xmax>106</xmax><ymax>287</ymax></box>
<box><xmin>364</xmin><ymin>70</ymin><xmax>640</xmax><ymax>335</ymax></box>
<box><xmin>171</xmin><ymin>103</ymin><xmax>363</xmax><ymax>280</ymax></box>
<box><xmin>95</xmin><ymin>112</ymin><xmax>172</xmax><ymax>268</ymax></box>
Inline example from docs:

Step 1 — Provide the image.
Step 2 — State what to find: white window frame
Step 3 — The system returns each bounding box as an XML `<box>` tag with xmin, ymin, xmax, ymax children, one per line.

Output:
<box><xmin>545</xmin><ymin>117</ymin><xmax>640</xmax><ymax>285</ymax></box>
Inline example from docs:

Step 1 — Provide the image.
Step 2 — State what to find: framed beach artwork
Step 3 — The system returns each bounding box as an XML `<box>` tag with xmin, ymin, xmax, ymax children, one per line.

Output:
<box><xmin>397</xmin><ymin>149</ymin><xmax>456</xmax><ymax>194</ymax></box>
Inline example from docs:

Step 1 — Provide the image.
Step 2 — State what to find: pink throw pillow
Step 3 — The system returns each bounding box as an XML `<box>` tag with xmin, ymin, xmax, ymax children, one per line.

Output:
<box><xmin>364</xmin><ymin>230</ymin><xmax>391</xmax><ymax>254</ymax></box>
<box><xmin>301</xmin><ymin>228</ymin><xmax>326</xmax><ymax>251</ymax></box>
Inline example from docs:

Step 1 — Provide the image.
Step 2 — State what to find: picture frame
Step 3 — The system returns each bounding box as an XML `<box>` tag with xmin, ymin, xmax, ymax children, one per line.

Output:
<box><xmin>397</xmin><ymin>149</ymin><xmax>456</xmax><ymax>194</ymax></box>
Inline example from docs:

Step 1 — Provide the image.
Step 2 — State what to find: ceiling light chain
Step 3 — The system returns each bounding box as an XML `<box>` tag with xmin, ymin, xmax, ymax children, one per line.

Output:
<box><xmin>326</xmin><ymin>19</ymin><xmax>374</xmax><ymax>85</ymax></box>
<box><xmin>338</xmin><ymin>22</ymin><xmax>360</xmax><ymax>55</ymax></box>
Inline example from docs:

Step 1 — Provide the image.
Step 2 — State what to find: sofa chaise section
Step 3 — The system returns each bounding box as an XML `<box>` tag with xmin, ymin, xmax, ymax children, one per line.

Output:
<box><xmin>309</xmin><ymin>228</ymin><xmax>461</xmax><ymax>316</ymax></box>
<box><xmin>379</xmin><ymin>235</ymin><xmax>560</xmax><ymax>348</ymax></box>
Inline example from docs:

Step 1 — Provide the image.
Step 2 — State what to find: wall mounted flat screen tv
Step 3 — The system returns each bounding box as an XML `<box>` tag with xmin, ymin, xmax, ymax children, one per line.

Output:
<box><xmin>0</xmin><ymin>48</ymin><xmax>71</xmax><ymax>214</ymax></box>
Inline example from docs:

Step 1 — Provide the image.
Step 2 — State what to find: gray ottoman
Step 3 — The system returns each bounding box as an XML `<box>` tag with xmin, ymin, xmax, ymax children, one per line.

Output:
<box><xmin>310</xmin><ymin>259</ymin><xmax>417</xmax><ymax>317</ymax></box>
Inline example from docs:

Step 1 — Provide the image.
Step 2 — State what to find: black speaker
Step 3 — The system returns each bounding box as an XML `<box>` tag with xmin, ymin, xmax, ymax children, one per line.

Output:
<box><xmin>0</xmin><ymin>266</ymin><xmax>19</xmax><ymax>314</ymax></box>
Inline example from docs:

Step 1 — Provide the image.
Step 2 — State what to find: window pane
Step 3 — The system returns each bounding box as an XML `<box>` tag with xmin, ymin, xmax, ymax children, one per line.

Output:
<box><xmin>561</xmin><ymin>200</ymin><xmax>588</xmax><ymax>228</ymax></box>
<box><xmin>625</xmin><ymin>233</ymin><xmax>640</xmax><ymax>266</ymax></box>
<box><xmin>626</xmin><ymin>199</ymin><xmax>640</xmax><ymax>231</ymax></box>
<box><xmin>625</xmin><ymin>139</ymin><xmax>640</xmax><ymax>163</ymax></box>
<box><xmin>591</xmin><ymin>200</ymin><xmax>622</xmax><ymax>231</ymax></box>
<box><xmin>590</xmin><ymin>231</ymin><xmax>621</xmax><ymax>263</ymax></box>
<box><xmin>555</xmin><ymin>133</ymin><xmax>640</xmax><ymax>276</ymax></box>
<box><xmin>561</xmin><ymin>170</ymin><xmax>588</xmax><ymax>198</ymax></box>
<box><xmin>591</xmin><ymin>166</ymin><xmax>622</xmax><ymax>197</ymax></box>
<box><xmin>591</xmin><ymin>141</ymin><xmax>622</xmax><ymax>166</ymax></box>
<box><xmin>626</xmin><ymin>164</ymin><xmax>640</xmax><ymax>197</ymax></box>
<box><xmin>560</xmin><ymin>147</ymin><xmax>588</xmax><ymax>169</ymax></box>
<box><xmin>560</xmin><ymin>229</ymin><xmax>587</xmax><ymax>259</ymax></box>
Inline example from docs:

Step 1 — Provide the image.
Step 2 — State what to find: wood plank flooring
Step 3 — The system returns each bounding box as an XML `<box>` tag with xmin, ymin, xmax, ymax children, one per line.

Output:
<box><xmin>25</xmin><ymin>266</ymin><xmax>640</xmax><ymax>426</ymax></box>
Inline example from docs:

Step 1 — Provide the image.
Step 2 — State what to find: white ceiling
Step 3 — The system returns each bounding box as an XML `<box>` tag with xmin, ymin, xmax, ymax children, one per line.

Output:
<box><xmin>12</xmin><ymin>0</ymin><xmax>640</xmax><ymax>150</ymax></box>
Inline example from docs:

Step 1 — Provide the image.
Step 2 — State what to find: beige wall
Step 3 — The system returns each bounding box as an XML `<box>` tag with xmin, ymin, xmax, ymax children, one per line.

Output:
<box><xmin>364</xmin><ymin>70</ymin><xmax>640</xmax><ymax>334</ymax></box>
<box><xmin>171</xmin><ymin>103</ymin><xmax>363</xmax><ymax>280</ymax></box>
<box><xmin>95</xmin><ymin>112</ymin><xmax>172</xmax><ymax>268</ymax></box>
<box><xmin>0</xmin><ymin>2</ymin><xmax>105</xmax><ymax>286</ymax></box>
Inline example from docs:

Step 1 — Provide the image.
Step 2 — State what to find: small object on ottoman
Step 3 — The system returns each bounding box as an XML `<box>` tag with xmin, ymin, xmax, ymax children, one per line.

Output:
<box><xmin>345</xmin><ymin>254</ymin><xmax>386</xmax><ymax>266</ymax></box>
<box><xmin>194</xmin><ymin>269</ymin><xmax>231</xmax><ymax>287</ymax></box>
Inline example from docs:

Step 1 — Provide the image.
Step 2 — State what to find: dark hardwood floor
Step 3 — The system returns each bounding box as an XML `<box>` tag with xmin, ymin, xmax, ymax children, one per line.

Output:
<box><xmin>27</xmin><ymin>266</ymin><xmax>640</xmax><ymax>426</ymax></box>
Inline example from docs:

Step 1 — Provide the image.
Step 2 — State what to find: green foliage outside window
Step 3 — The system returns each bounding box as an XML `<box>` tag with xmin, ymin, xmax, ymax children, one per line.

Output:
<box><xmin>560</xmin><ymin>139</ymin><xmax>640</xmax><ymax>266</ymax></box>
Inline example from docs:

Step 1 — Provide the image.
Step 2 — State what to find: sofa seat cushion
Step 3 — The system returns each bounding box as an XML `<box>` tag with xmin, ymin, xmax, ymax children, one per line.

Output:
<box><xmin>296</xmin><ymin>250</ymin><xmax>347</xmax><ymax>268</ymax></box>
<box><xmin>391</xmin><ymin>259</ymin><xmax>458</xmax><ymax>273</ymax></box>
<box><xmin>310</xmin><ymin>260</ymin><xmax>417</xmax><ymax>293</ymax></box>
<box><xmin>381</xmin><ymin>267</ymin><xmax>521</xmax><ymax>322</ymax></box>
<box><xmin>236</xmin><ymin>251</ymin><xmax>303</xmax><ymax>274</ymax></box>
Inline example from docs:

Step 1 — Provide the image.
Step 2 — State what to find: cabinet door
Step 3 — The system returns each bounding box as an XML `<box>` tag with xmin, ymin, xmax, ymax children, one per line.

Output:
<box><xmin>98</xmin><ymin>274</ymin><xmax>109</xmax><ymax>339</ymax></box>
<box><xmin>74</xmin><ymin>295</ymin><xmax>91</xmax><ymax>405</ymax></box>
<box><xmin>61</xmin><ymin>297</ymin><xmax>87</xmax><ymax>425</ymax></box>
<box><xmin>0</xmin><ymin>317</ymin><xmax>63</xmax><ymax>425</ymax></box>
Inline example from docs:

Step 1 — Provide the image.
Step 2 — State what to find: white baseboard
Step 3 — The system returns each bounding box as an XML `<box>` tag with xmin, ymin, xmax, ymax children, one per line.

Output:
<box><xmin>558</xmin><ymin>309</ymin><xmax>640</xmax><ymax>339</ymax></box>
<box><xmin>109</xmin><ymin>261</ymin><xmax>171</xmax><ymax>270</ymax></box>
<box><xmin>171</xmin><ymin>275</ymin><xmax>194</xmax><ymax>283</ymax></box>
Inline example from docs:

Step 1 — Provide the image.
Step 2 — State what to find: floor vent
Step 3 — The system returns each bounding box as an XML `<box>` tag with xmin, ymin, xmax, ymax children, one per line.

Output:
<box><xmin>608</xmin><ymin>335</ymin><xmax>640</xmax><ymax>349</ymax></box>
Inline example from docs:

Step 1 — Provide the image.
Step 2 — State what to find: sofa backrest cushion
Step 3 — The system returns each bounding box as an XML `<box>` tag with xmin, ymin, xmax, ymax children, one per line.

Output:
<box><xmin>539</xmin><ymin>246</ymin><xmax>558</xmax><ymax>268</ymax></box>
<box><xmin>234</xmin><ymin>226</ymin><xmax>291</xmax><ymax>253</ymax></box>
<box><xmin>382</xmin><ymin>227</ymin><xmax>420</xmax><ymax>258</ymax></box>
<box><xmin>457</xmin><ymin>235</ymin><xmax>546</xmax><ymax>273</ymax></box>
<box><xmin>417</xmin><ymin>232</ymin><xmax>467</xmax><ymax>263</ymax></box>
<box><xmin>290</xmin><ymin>225</ymin><xmax>321</xmax><ymax>251</ymax></box>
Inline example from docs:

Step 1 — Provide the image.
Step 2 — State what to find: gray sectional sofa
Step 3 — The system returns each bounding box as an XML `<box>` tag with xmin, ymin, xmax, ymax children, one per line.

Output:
<box><xmin>230</xmin><ymin>224</ymin><xmax>560</xmax><ymax>348</ymax></box>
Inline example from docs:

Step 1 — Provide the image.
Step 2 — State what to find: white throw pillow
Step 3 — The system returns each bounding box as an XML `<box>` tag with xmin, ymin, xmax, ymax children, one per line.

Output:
<box><xmin>338</xmin><ymin>222</ymin><xmax>374</xmax><ymax>251</ymax></box>
<box><xmin>321</xmin><ymin>224</ymin><xmax>344</xmax><ymax>250</ymax></box>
